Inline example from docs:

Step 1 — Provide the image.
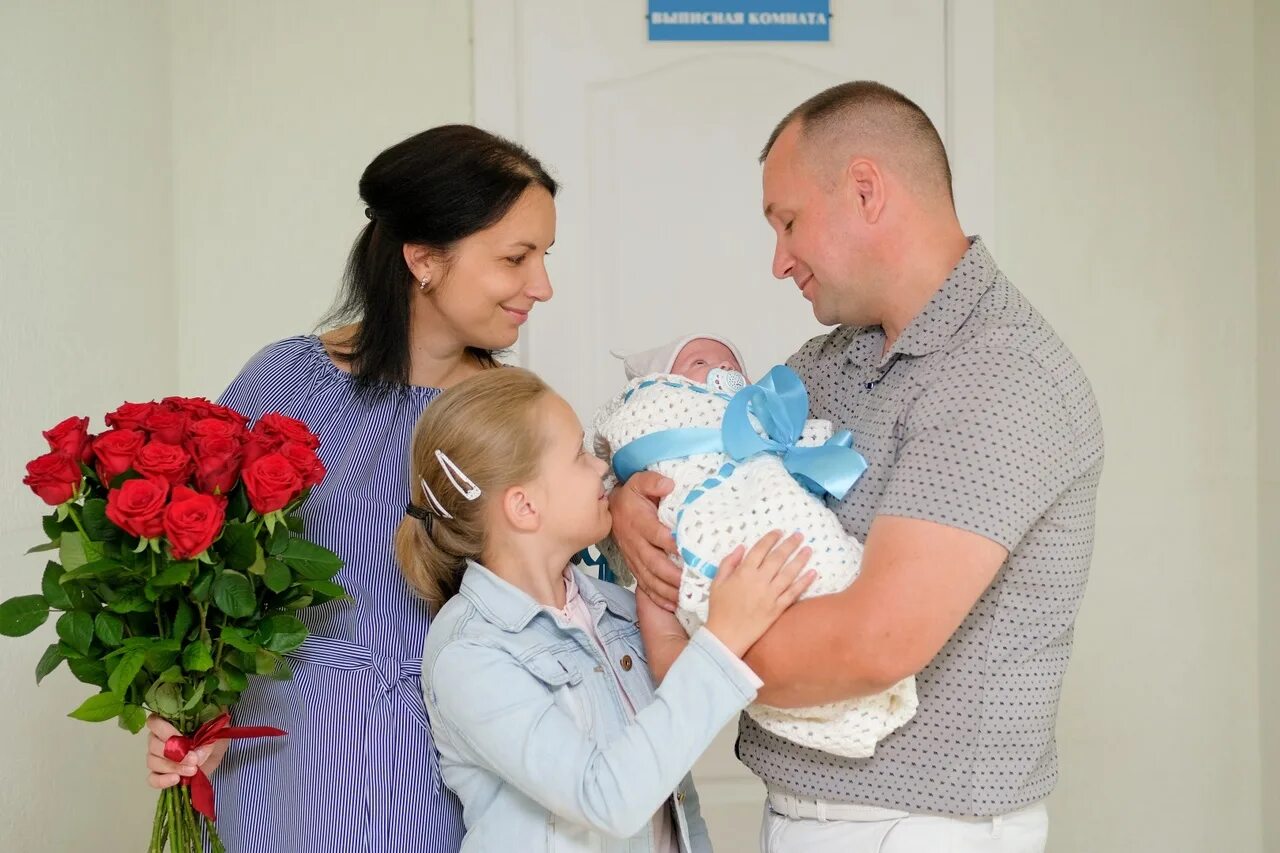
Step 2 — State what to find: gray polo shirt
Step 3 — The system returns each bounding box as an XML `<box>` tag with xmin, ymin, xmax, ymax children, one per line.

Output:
<box><xmin>737</xmin><ymin>238</ymin><xmax>1104</xmax><ymax>817</ymax></box>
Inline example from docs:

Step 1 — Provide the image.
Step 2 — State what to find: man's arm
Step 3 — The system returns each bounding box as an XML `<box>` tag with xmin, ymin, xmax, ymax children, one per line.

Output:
<box><xmin>747</xmin><ymin>345</ymin><xmax>1076</xmax><ymax>706</ymax></box>
<box><xmin>745</xmin><ymin>514</ymin><xmax>1007</xmax><ymax>706</ymax></box>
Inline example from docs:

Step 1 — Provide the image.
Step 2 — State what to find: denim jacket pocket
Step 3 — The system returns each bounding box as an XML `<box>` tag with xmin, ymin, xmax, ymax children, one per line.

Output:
<box><xmin>525</xmin><ymin>649</ymin><xmax>597</xmax><ymax>737</ymax></box>
<box><xmin>614</xmin><ymin>628</ymin><xmax>657</xmax><ymax>706</ymax></box>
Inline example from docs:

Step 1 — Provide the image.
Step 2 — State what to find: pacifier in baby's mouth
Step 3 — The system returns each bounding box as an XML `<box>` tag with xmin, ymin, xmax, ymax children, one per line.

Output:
<box><xmin>707</xmin><ymin>368</ymin><xmax>747</xmax><ymax>394</ymax></box>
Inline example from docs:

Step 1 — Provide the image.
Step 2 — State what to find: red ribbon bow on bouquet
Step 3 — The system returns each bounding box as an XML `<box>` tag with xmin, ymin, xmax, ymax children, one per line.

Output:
<box><xmin>163</xmin><ymin>713</ymin><xmax>286</xmax><ymax>820</ymax></box>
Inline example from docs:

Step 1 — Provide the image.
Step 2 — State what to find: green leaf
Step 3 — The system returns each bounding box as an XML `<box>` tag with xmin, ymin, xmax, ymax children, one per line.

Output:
<box><xmin>68</xmin><ymin>692</ymin><xmax>123</xmax><ymax>722</ymax></box>
<box><xmin>266</xmin><ymin>525</ymin><xmax>290</xmax><ymax>556</ymax></box>
<box><xmin>212</xmin><ymin>570</ymin><xmax>256</xmax><ymax>618</ymax></box>
<box><xmin>263</xmin><ymin>559</ymin><xmax>291</xmax><ymax>593</ymax></box>
<box><xmin>26</xmin><ymin>541</ymin><xmax>59</xmax><ymax>554</ymax></box>
<box><xmin>58</xmin><ymin>641</ymin><xmax>86</xmax><ymax>660</ymax></box>
<box><xmin>182</xmin><ymin>681</ymin><xmax>206</xmax><ymax>711</ymax></box>
<box><xmin>171</xmin><ymin>599</ymin><xmax>195</xmax><ymax>643</ymax></box>
<box><xmin>106</xmin><ymin>592</ymin><xmax>151</xmax><ymax>614</ymax></box>
<box><xmin>285</xmin><ymin>515</ymin><xmax>305</xmax><ymax>534</ymax></box>
<box><xmin>216</xmin><ymin>664</ymin><xmax>248</xmax><ymax>693</ymax></box>
<box><xmin>42</xmin><ymin>512</ymin><xmax>64</xmax><ymax>541</ymax></box>
<box><xmin>210</xmin><ymin>691</ymin><xmax>239</xmax><ymax>710</ymax></box>
<box><xmin>35</xmin><ymin>643</ymin><xmax>65</xmax><ymax>684</ymax></box>
<box><xmin>94</xmin><ymin>612</ymin><xmax>126</xmax><ymax>647</ymax></box>
<box><xmin>156</xmin><ymin>665</ymin><xmax>185</xmax><ymax>684</ymax></box>
<box><xmin>0</xmin><ymin>595</ymin><xmax>51</xmax><ymax>637</ymax></box>
<box><xmin>220</xmin><ymin>523</ymin><xmax>258</xmax><ymax>571</ymax></box>
<box><xmin>246</xmin><ymin>545</ymin><xmax>267</xmax><ymax>577</ymax></box>
<box><xmin>255</xmin><ymin>615</ymin><xmax>307</xmax><ymax>654</ymax></box>
<box><xmin>80</xmin><ymin>499</ymin><xmax>119</xmax><ymax>542</ymax></box>
<box><xmin>150</xmin><ymin>561</ymin><xmax>196</xmax><ymax>588</ymax></box>
<box><xmin>59</xmin><ymin>532</ymin><xmax>104</xmax><ymax>573</ymax></box>
<box><xmin>182</xmin><ymin>639</ymin><xmax>214</xmax><ymax>672</ymax></box>
<box><xmin>226</xmin><ymin>486</ymin><xmax>249</xmax><ymax>522</ymax></box>
<box><xmin>59</xmin><ymin>558</ymin><xmax>122</xmax><ymax>583</ymax></box>
<box><xmin>191</xmin><ymin>568</ymin><xmax>214</xmax><ymax>603</ymax></box>
<box><xmin>253</xmin><ymin>648</ymin><xmax>282</xmax><ymax>676</ymax></box>
<box><xmin>279</xmin><ymin>538</ymin><xmax>343</xmax><ymax>580</ymax></box>
<box><xmin>304</xmin><ymin>581</ymin><xmax>350</xmax><ymax>604</ymax></box>
<box><xmin>39</xmin><ymin>562</ymin><xmax>72</xmax><ymax>610</ymax></box>
<box><xmin>145</xmin><ymin>681</ymin><xmax>182</xmax><ymax>717</ymax></box>
<box><xmin>280</xmin><ymin>592</ymin><xmax>313</xmax><ymax>610</ymax></box>
<box><xmin>270</xmin><ymin>659</ymin><xmax>293</xmax><ymax>681</ymax></box>
<box><xmin>219</xmin><ymin>627</ymin><xmax>259</xmax><ymax>655</ymax></box>
<box><xmin>108</xmin><ymin>649</ymin><xmax>146</xmax><ymax>695</ymax></box>
<box><xmin>67</xmin><ymin>657</ymin><xmax>108</xmax><ymax>688</ymax></box>
<box><xmin>118</xmin><ymin>704</ymin><xmax>148</xmax><ymax>734</ymax></box>
<box><xmin>56</xmin><ymin>611</ymin><xmax>94</xmax><ymax>656</ymax></box>
<box><xmin>145</xmin><ymin>638</ymin><xmax>181</xmax><ymax>672</ymax></box>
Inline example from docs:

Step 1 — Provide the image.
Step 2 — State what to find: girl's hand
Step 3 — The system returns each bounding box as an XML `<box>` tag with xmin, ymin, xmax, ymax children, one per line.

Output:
<box><xmin>703</xmin><ymin>531</ymin><xmax>815</xmax><ymax>657</ymax></box>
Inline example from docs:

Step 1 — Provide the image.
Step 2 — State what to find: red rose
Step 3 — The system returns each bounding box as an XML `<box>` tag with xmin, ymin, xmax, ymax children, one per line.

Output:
<box><xmin>160</xmin><ymin>396</ymin><xmax>212</xmax><ymax>418</ymax></box>
<box><xmin>92</xmin><ymin>429</ymin><xmax>146</xmax><ymax>484</ymax></box>
<box><xmin>205</xmin><ymin>403</ymin><xmax>249</xmax><ymax>429</ymax></box>
<box><xmin>279</xmin><ymin>442</ymin><xmax>326</xmax><ymax>489</ymax></box>
<box><xmin>241</xmin><ymin>430</ymin><xmax>284</xmax><ymax>468</ymax></box>
<box><xmin>242</xmin><ymin>453</ymin><xmax>303</xmax><ymax>514</ymax></box>
<box><xmin>190</xmin><ymin>435</ymin><xmax>244</xmax><ymax>495</ymax></box>
<box><xmin>145</xmin><ymin>407</ymin><xmax>188</xmax><ymax>445</ymax></box>
<box><xmin>163</xmin><ymin>486</ymin><xmax>226</xmax><ymax>559</ymax></box>
<box><xmin>22</xmin><ymin>452</ymin><xmax>83</xmax><ymax>506</ymax></box>
<box><xmin>187</xmin><ymin>417</ymin><xmax>246</xmax><ymax>444</ymax></box>
<box><xmin>104</xmin><ymin>402</ymin><xmax>157</xmax><ymax>432</ymax></box>
<box><xmin>43</xmin><ymin>416</ymin><xmax>93</xmax><ymax>463</ymax></box>
<box><xmin>254</xmin><ymin>413</ymin><xmax>320</xmax><ymax>451</ymax></box>
<box><xmin>106</xmin><ymin>477</ymin><xmax>168</xmax><ymax>539</ymax></box>
<box><xmin>133</xmin><ymin>441</ymin><xmax>193</xmax><ymax>488</ymax></box>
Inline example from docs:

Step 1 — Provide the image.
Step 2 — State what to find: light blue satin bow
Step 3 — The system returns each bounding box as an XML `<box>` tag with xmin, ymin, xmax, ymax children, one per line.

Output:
<box><xmin>611</xmin><ymin>365</ymin><xmax>867</xmax><ymax>500</ymax></box>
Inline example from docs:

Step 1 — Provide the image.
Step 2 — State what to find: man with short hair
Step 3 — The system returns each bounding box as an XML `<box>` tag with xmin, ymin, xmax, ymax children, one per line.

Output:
<box><xmin>611</xmin><ymin>81</ymin><xmax>1104</xmax><ymax>852</ymax></box>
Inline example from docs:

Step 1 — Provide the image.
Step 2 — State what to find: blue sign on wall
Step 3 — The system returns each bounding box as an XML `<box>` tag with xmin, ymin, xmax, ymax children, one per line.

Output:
<box><xmin>648</xmin><ymin>0</ymin><xmax>831</xmax><ymax>42</ymax></box>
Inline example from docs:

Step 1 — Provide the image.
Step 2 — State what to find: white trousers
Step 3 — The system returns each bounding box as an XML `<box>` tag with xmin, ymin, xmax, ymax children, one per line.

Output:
<box><xmin>759</xmin><ymin>792</ymin><xmax>1048</xmax><ymax>853</ymax></box>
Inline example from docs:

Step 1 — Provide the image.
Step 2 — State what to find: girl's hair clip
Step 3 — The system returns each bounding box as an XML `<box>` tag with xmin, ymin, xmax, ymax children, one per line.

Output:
<box><xmin>436</xmin><ymin>450</ymin><xmax>481</xmax><ymax>501</ymax></box>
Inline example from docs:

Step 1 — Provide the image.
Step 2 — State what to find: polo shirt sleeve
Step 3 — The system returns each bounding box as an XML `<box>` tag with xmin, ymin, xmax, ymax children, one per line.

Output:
<box><xmin>876</xmin><ymin>346</ymin><xmax>1078</xmax><ymax>551</ymax></box>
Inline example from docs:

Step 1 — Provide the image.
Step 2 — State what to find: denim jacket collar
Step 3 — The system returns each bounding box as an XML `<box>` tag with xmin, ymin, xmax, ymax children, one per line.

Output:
<box><xmin>459</xmin><ymin>559</ymin><xmax>636</xmax><ymax>633</ymax></box>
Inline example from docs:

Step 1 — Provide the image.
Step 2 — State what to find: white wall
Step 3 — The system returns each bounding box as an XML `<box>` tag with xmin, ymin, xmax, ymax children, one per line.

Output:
<box><xmin>0</xmin><ymin>2</ymin><xmax>175</xmax><ymax>849</ymax></box>
<box><xmin>1256</xmin><ymin>0</ymin><xmax>1279</xmax><ymax>849</ymax></box>
<box><xmin>996</xmin><ymin>2</ymin><xmax>1262</xmax><ymax>851</ymax></box>
<box><xmin>170</xmin><ymin>0</ymin><xmax>474</xmax><ymax>399</ymax></box>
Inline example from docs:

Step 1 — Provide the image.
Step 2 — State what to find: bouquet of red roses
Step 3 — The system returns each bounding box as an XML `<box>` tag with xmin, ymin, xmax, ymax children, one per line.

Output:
<box><xmin>1</xmin><ymin>397</ymin><xmax>346</xmax><ymax>853</ymax></box>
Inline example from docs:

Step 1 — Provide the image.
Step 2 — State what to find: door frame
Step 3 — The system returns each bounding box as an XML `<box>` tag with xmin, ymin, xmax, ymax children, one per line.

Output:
<box><xmin>471</xmin><ymin>0</ymin><xmax>995</xmax><ymax>357</ymax></box>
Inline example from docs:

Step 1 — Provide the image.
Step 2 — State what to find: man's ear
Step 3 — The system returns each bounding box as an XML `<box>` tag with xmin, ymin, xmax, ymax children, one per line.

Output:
<box><xmin>847</xmin><ymin>158</ymin><xmax>887</xmax><ymax>224</ymax></box>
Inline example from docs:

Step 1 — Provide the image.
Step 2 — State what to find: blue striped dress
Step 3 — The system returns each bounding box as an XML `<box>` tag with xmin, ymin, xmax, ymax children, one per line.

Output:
<box><xmin>212</xmin><ymin>335</ymin><xmax>465</xmax><ymax>852</ymax></box>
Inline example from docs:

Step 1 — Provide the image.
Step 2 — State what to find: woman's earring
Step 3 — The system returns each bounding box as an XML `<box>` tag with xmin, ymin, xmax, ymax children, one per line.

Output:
<box><xmin>418</xmin><ymin>275</ymin><xmax>431</xmax><ymax>292</ymax></box>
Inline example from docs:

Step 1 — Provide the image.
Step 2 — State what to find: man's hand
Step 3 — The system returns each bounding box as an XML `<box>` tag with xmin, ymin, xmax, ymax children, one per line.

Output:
<box><xmin>608</xmin><ymin>471</ymin><xmax>681</xmax><ymax>610</ymax></box>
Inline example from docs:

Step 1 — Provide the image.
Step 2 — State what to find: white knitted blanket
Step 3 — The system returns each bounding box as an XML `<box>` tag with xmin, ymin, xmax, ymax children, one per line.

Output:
<box><xmin>592</xmin><ymin>374</ymin><xmax>917</xmax><ymax>758</ymax></box>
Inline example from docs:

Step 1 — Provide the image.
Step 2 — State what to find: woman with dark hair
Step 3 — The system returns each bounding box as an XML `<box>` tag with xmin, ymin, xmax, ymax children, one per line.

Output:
<box><xmin>142</xmin><ymin>124</ymin><xmax>558</xmax><ymax>852</ymax></box>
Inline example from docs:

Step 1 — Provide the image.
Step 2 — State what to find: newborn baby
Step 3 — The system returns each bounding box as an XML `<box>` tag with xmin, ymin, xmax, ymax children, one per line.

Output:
<box><xmin>593</xmin><ymin>334</ymin><xmax>917</xmax><ymax>759</ymax></box>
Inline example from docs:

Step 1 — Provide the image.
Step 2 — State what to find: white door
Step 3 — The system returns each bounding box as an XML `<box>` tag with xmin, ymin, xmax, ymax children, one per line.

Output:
<box><xmin>474</xmin><ymin>2</ymin><xmax>992</xmax><ymax>848</ymax></box>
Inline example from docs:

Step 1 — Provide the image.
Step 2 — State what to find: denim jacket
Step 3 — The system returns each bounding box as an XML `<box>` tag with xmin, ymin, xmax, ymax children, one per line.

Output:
<box><xmin>422</xmin><ymin>560</ymin><xmax>758</xmax><ymax>852</ymax></box>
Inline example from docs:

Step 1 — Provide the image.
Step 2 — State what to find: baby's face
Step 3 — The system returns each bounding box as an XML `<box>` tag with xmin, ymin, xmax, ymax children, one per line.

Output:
<box><xmin>671</xmin><ymin>339</ymin><xmax>742</xmax><ymax>383</ymax></box>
